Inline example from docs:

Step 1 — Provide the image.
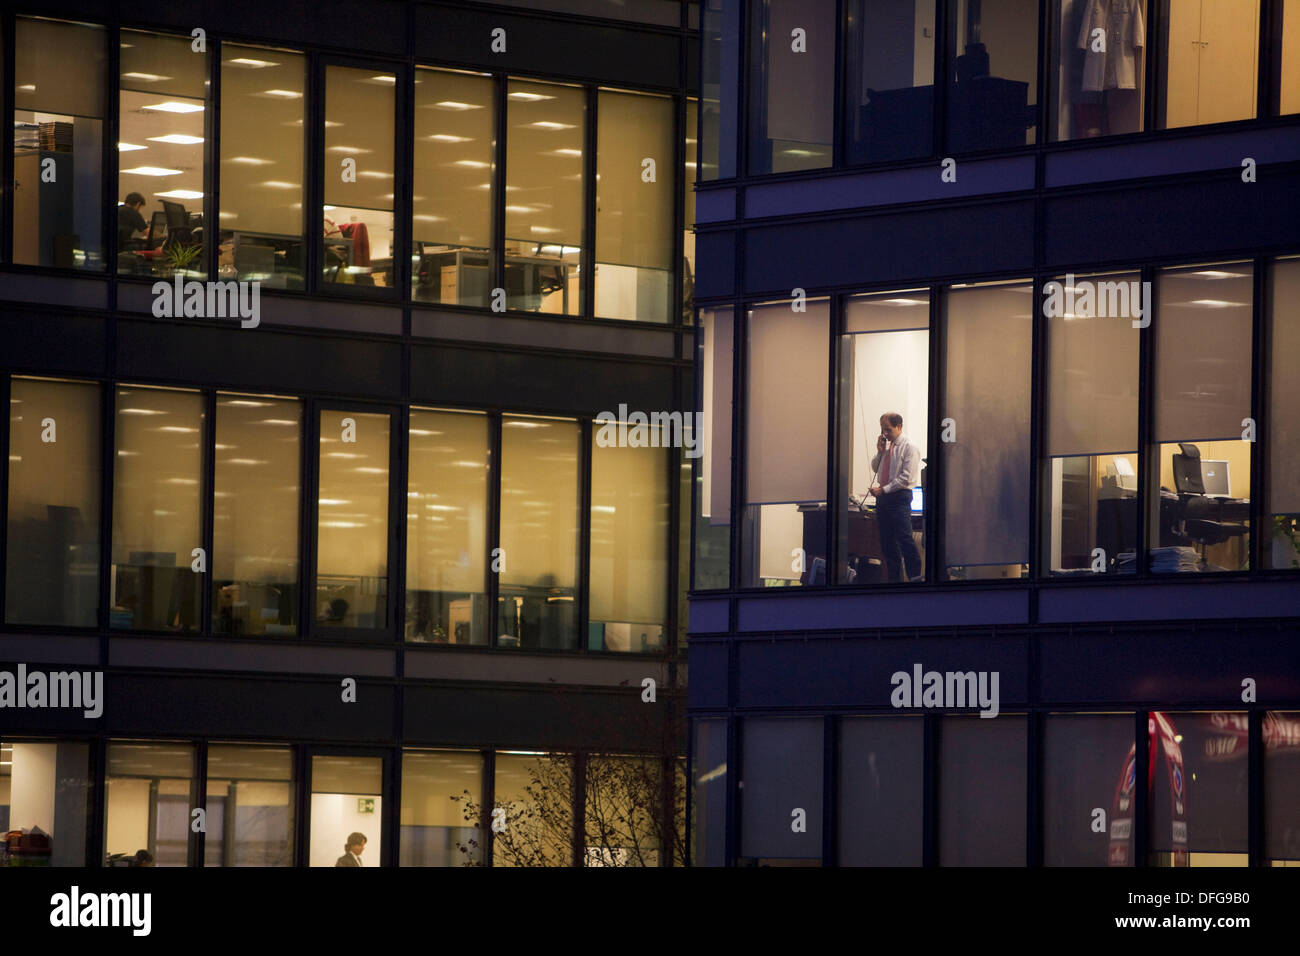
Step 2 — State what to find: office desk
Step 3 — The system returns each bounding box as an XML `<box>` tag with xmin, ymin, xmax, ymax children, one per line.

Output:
<box><xmin>415</xmin><ymin>248</ymin><xmax>570</xmax><ymax>311</ymax></box>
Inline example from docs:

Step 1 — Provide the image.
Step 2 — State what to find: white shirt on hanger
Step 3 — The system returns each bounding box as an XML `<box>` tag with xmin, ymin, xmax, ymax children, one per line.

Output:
<box><xmin>1078</xmin><ymin>0</ymin><xmax>1146</xmax><ymax>92</ymax></box>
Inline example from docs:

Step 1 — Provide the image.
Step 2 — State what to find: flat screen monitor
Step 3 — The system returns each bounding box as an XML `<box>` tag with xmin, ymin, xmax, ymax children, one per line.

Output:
<box><xmin>910</xmin><ymin>486</ymin><xmax>924</xmax><ymax>514</ymax></box>
<box><xmin>1200</xmin><ymin>460</ymin><xmax>1230</xmax><ymax>497</ymax></box>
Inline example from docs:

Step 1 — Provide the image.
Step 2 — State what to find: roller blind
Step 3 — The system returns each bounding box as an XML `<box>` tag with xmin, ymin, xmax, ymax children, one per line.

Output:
<box><xmin>596</xmin><ymin>90</ymin><xmax>673</xmax><ymax>270</ymax></box>
<box><xmin>1154</xmin><ymin>265</ymin><xmax>1253</xmax><ymax>442</ymax></box>
<box><xmin>324</xmin><ymin>67</ymin><xmax>395</xmax><ymax>211</ymax></box>
<box><xmin>590</xmin><ymin>439</ymin><xmax>668</xmax><ymax>625</ymax></box>
<box><xmin>701</xmin><ymin>308</ymin><xmax>733</xmax><ymax>523</ymax></box>
<box><xmin>15</xmin><ymin>19</ymin><xmax>105</xmax><ymax>118</ymax></box>
<box><xmin>413</xmin><ymin>68</ymin><xmax>494</xmax><ymax>250</ymax></box>
<box><xmin>746</xmin><ymin>300</ymin><xmax>829</xmax><ymax>504</ymax></box>
<box><xmin>740</xmin><ymin>718</ymin><xmax>823</xmax><ymax>859</ymax></box>
<box><xmin>1270</xmin><ymin>258</ymin><xmax>1300</xmax><ymax>513</ymax></box>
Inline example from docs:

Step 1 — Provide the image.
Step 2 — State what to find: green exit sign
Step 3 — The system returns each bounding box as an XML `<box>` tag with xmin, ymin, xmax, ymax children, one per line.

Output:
<box><xmin>357</xmin><ymin>798</ymin><xmax>375</xmax><ymax>814</ymax></box>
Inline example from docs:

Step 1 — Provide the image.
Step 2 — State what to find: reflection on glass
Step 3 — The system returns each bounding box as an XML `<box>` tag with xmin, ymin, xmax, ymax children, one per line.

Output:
<box><xmin>595</xmin><ymin>89</ymin><xmax>673</xmax><ymax>322</ymax></box>
<box><xmin>1041</xmin><ymin>271</ymin><xmax>1141</xmax><ymax>575</ymax></box>
<box><xmin>947</xmin><ymin>0</ymin><xmax>1039</xmax><ymax>151</ymax></box>
<box><xmin>213</xmin><ymin>394</ymin><xmax>300</xmax><ymax>636</ymax></box>
<box><xmin>692</xmin><ymin>719</ymin><xmax>727</xmax><ymax>866</ymax></box>
<box><xmin>118</xmin><ymin>31</ymin><xmax>208</xmax><ymax>278</ymax></box>
<box><xmin>14</xmin><ymin>18</ymin><xmax>105</xmax><ymax>270</ymax></box>
<box><xmin>400</xmin><ymin>750</ymin><xmax>483</xmax><ymax>866</ymax></box>
<box><xmin>219</xmin><ymin>45</ymin><xmax>305</xmax><ymax>289</ymax></box>
<box><xmin>406</xmin><ymin>409</ymin><xmax>488</xmax><ymax>645</ymax></box>
<box><xmin>1267</xmin><ymin>258</ymin><xmax>1300</xmax><ymax>569</ymax></box>
<box><xmin>744</xmin><ymin>300</ymin><xmax>829</xmax><ymax>588</ymax></box>
<box><xmin>0</xmin><ymin>740</ymin><xmax>91</xmax><ymax>866</ymax></box>
<box><xmin>204</xmin><ymin>745</ymin><xmax>294</xmax><ymax>866</ymax></box>
<box><xmin>747</xmin><ymin>0</ymin><xmax>834</xmax><ymax>173</ymax></box>
<box><xmin>323</xmin><ymin>67</ymin><xmax>396</xmax><ymax>288</ymax></box>
<box><xmin>836</xmin><ymin>292</ymin><xmax>929</xmax><ymax>585</ymax></box>
<box><xmin>1043</xmin><ymin>714</ymin><xmax>1134</xmax><ymax>865</ymax></box>
<box><xmin>584</xmin><ymin>756</ymin><xmax>668</xmax><ymax>866</ymax></box>
<box><xmin>1149</xmin><ymin>264</ymin><xmax>1253</xmax><ymax>573</ymax></box>
<box><xmin>1159</xmin><ymin>0</ymin><xmax>1258</xmax><ymax>130</ymax></box>
<box><xmin>492</xmin><ymin>752</ymin><xmax>573</xmax><ymax>867</ymax></box>
<box><xmin>412</xmin><ymin>68</ymin><xmax>494</xmax><ymax>307</ymax></box>
<box><xmin>700</xmin><ymin>0</ymin><xmax>740</xmax><ymax>180</ymax></box>
<box><xmin>105</xmin><ymin>741</ymin><xmax>196</xmax><ymax>866</ymax></box>
<box><xmin>938</xmin><ymin>717</ymin><xmax>1026</xmax><ymax>866</ymax></box>
<box><xmin>943</xmin><ymin>283</ymin><xmax>1031</xmax><ymax>580</ymax></box>
<box><xmin>695</xmin><ymin>307</ymin><xmax>733</xmax><ymax>590</ymax></box>
<box><xmin>1264</xmin><ymin>711</ymin><xmax>1300</xmax><ymax>865</ymax></box>
<box><xmin>844</xmin><ymin>0</ymin><xmax>935</xmax><ymax>163</ymax></box>
<box><xmin>310</xmin><ymin>755</ymin><xmax>383</xmax><ymax>867</ymax></box>
<box><xmin>683</xmin><ymin>99</ymin><xmax>698</xmax><ymax>321</ymax></box>
<box><xmin>739</xmin><ymin>718</ymin><xmax>822</xmax><ymax>865</ymax></box>
<box><xmin>317</xmin><ymin>410</ymin><xmax>389</xmax><ymax>630</ymax></box>
<box><xmin>1052</xmin><ymin>0</ymin><xmax>1146</xmax><ymax>140</ymax></box>
<box><xmin>1148</xmin><ymin>712</ymin><xmax>1248</xmax><ymax>866</ymax></box>
<box><xmin>838</xmin><ymin>717</ymin><xmax>922</xmax><ymax>866</ymax></box>
<box><xmin>6</xmin><ymin>378</ymin><xmax>101</xmax><ymax>626</ymax></box>
<box><xmin>505</xmin><ymin>79</ymin><xmax>584</xmax><ymax>314</ymax></box>
<box><xmin>589</xmin><ymin>432</ymin><xmax>668</xmax><ymax>651</ymax></box>
<box><xmin>111</xmin><ymin>387</ymin><xmax>204</xmax><ymax>631</ymax></box>
<box><xmin>498</xmin><ymin>416</ymin><xmax>579</xmax><ymax>649</ymax></box>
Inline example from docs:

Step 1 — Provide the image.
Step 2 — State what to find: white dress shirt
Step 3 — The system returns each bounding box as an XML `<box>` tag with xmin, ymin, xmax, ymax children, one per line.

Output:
<box><xmin>1078</xmin><ymin>0</ymin><xmax>1145</xmax><ymax>92</ymax></box>
<box><xmin>871</xmin><ymin>433</ymin><xmax>921</xmax><ymax>495</ymax></box>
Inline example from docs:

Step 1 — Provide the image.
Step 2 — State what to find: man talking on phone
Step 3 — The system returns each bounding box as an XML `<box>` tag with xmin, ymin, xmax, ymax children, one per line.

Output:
<box><xmin>870</xmin><ymin>411</ymin><xmax>923</xmax><ymax>583</ymax></box>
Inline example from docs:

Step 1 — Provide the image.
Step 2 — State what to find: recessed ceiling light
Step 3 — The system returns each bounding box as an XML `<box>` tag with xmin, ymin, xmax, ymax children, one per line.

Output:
<box><xmin>228</xmin><ymin>156</ymin><xmax>272</xmax><ymax>165</ymax></box>
<box><xmin>262</xmin><ymin>89</ymin><xmax>302</xmax><ymax>98</ymax></box>
<box><xmin>227</xmin><ymin>57</ymin><xmax>279</xmax><ymax>68</ymax></box>
<box><xmin>358</xmin><ymin>171</ymin><xmax>392</xmax><ymax>178</ymax></box>
<box><xmin>259</xmin><ymin>181</ymin><xmax>299</xmax><ymax>189</ymax></box>
<box><xmin>433</xmin><ymin>101</ymin><xmax>483</xmax><ymax>111</ymax></box>
<box><xmin>123</xmin><ymin>72</ymin><xmax>171</xmax><ymax>82</ymax></box>
<box><xmin>552</xmin><ymin>148</ymin><xmax>582</xmax><ymax>157</ymax></box>
<box><xmin>16</xmin><ymin>84</ymin><xmax>35</xmax><ymax>93</ymax></box>
<box><xmin>529</xmin><ymin>121</ymin><xmax>575</xmax><ymax>130</ymax></box>
<box><xmin>142</xmin><ymin>101</ymin><xmax>205</xmax><ymax>113</ymax></box>
<box><xmin>118</xmin><ymin>142</ymin><xmax>147</xmax><ymax>151</ymax></box>
<box><xmin>155</xmin><ymin>189</ymin><xmax>204</xmax><ymax>199</ymax></box>
<box><xmin>451</xmin><ymin>160</ymin><xmax>490</xmax><ymax>168</ymax></box>
<box><xmin>369</xmin><ymin>75</ymin><xmax>396</xmax><ymax>84</ymax></box>
<box><xmin>428</xmin><ymin>134</ymin><xmax>472</xmax><ymax>143</ymax></box>
<box><xmin>148</xmin><ymin>134</ymin><xmax>205</xmax><ymax>145</ymax></box>
<box><xmin>508</xmin><ymin>92</ymin><xmax>554</xmax><ymax>102</ymax></box>
<box><xmin>122</xmin><ymin>166</ymin><xmax>183</xmax><ymax>177</ymax></box>
<box><xmin>327</xmin><ymin>145</ymin><xmax>372</xmax><ymax>153</ymax></box>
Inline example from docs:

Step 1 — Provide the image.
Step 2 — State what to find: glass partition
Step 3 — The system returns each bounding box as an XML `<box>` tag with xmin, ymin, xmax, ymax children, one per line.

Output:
<box><xmin>203</xmin><ymin>744</ymin><xmax>295</xmax><ymax>866</ymax></box>
<box><xmin>105</xmin><ymin>741</ymin><xmax>197</xmax><ymax>866</ymax></box>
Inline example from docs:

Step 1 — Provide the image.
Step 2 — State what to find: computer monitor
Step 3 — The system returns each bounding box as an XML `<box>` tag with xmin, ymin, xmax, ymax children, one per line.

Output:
<box><xmin>1200</xmin><ymin>460</ymin><xmax>1231</xmax><ymax>497</ymax></box>
<box><xmin>910</xmin><ymin>486</ymin><xmax>924</xmax><ymax>514</ymax></box>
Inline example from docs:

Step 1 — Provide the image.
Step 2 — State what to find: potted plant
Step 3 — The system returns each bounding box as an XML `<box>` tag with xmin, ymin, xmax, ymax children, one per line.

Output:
<box><xmin>163</xmin><ymin>241</ymin><xmax>203</xmax><ymax>277</ymax></box>
<box><xmin>1272</xmin><ymin>515</ymin><xmax>1300</xmax><ymax>569</ymax></box>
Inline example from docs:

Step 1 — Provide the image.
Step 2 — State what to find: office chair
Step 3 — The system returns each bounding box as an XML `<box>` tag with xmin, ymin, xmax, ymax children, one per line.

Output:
<box><xmin>1170</xmin><ymin>443</ymin><xmax>1246</xmax><ymax>568</ymax></box>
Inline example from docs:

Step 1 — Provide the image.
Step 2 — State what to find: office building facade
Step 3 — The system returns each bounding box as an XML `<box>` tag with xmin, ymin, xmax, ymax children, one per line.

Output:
<box><xmin>688</xmin><ymin>0</ymin><xmax>1300</xmax><ymax>866</ymax></box>
<box><xmin>1</xmin><ymin>0</ymin><xmax>699</xmax><ymax>867</ymax></box>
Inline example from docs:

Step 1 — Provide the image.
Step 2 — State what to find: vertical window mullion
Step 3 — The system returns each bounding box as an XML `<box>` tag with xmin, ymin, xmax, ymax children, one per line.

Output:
<box><xmin>486</xmin><ymin>412</ymin><xmax>502</xmax><ymax>647</ymax></box>
<box><xmin>1</xmin><ymin>10</ymin><xmax>15</xmax><ymax>264</ymax></box>
<box><xmin>301</xmin><ymin>398</ymin><xmax>320</xmax><ymax>640</ymax></box>
<box><xmin>305</xmin><ymin>55</ymin><xmax>324</xmax><ymax>295</ymax></box>
<box><xmin>1250</xmin><ymin>257</ymin><xmax>1267</xmax><ymax>574</ymax></box>
<box><xmin>98</xmin><ymin>380</ymin><xmax>115</xmax><ymax>647</ymax></box>
<box><xmin>205</xmin><ymin>39</ymin><xmax>220</xmax><ymax>284</ymax></box>
<box><xmin>578</xmin><ymin>418</ymin><xmax>593</xmax><ymax>652</ymax></box>
<box><xmin>390</xmin><ymin>403</ymin><xmax>408</xmax><ymax>644</ymax></box>
<box><xmin>582</xmin><ymin>85</ymin><xmax>597</xmax><ymax>318</ymax></box>
<box><xmin>200</xmin><ymin>389</ymin><xmax>216</xmax><ymax>636</ymax></box>
<box><xmin>1135</xmin><ymin>264</ymin><xmax>1156</xmax><ymax>576</ymax></box>
<box><xmin>392</xmin><ymin>63</ymin><xmax>412</xmax><ymax>297</ymax></box>
<box><xmin>492</xmin><ymin>75</ymin><xmax>507</xmax><ymax>302</ymax></box>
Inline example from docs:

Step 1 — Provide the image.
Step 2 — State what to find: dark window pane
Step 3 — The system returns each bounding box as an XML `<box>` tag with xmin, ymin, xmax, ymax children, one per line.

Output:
<box><xmin>739</xmin><ymin>718</ymin><xmax>822</xmax><ymax>864</ymax></box>
<box><xmin>844</xmin><ymin>0</ymin><xmax>935</xmax><ymax>163</ymax></box>
<box><xmin>947</xmin><ymin>0</ymin><xmax>1039</xmax><ymax>152</ymax></box>
<box><xmin>1052</xmin><ymin>0</ymin><xmax>1147</xmax><ymax>140</ymax></box>
<box><xmin>692</xmin><ymin>719</ymin><xmax>728</xmax><ymax>866</ymax></box>
<box><xmin>701</xmin><ymin>0</ymin><xmax>740</xmax><ymax>179</ymax></box>
<box><xmin>1264</xmin><ymin>711</ymin><xmax>1300</xmax><ymax>865</ymax></box>
<box><xmin>1043</xmin><ymin>714</ymin><xmax>1135</xmax><ymax>865</ymax></box>
<box><xmin>1148</xmin><ymin>712</ymin><xmax>1248</xmax><ymax>866</ymax></box>
<box><xmin>938</xmin><ymin>716</ymin><xmax>1026</xmax><ymax>865</ymax></box>
<box><xmin>838</xmin><ymin>716</ymin><xmax>923</xmax><ymax>865</ymax></box>
<box><xmin>1267</xmin><ymin>258</ymin><xmax>1300</xmax><ymax>569</ymax></box>
<box><xmin>747</xmin><ymin>0</ymin><xmax>834</xmax><ymax>173</ymax></box>
<box><xmin>695</xmin><ymin>307</ymin><xmax>733</xmax><ymax>590</ymax></box>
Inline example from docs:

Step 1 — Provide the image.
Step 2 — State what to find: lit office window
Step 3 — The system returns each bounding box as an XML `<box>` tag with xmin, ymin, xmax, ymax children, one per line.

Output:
<box><xmin>1158</xmin><ymin>0</ymin><xmax>1259</xmax><ymax>129</ymax></box>
<box><xmin>5</xmin><ymin>377</ymin><xmax>101</xmax><ymax>626</ymax></box>
<box><xmin>219</xmin><ymin>45</ymin><xmax>305</xmax><ymax>289</ymax></box>
<box><xmin>493</xmin><ymin>752</ymin><xmax>574</xmax><ymax>867</ymax></box>
<box><xmin>1042</xmin><ymin>714</ymin><xmax>1135</xmax><ymax>866</ymax></box>
<box><xmin>836</xmin><ymin>292</ymin><xmax>929</xmax><ymax>585</ymax></box>
<box><xmin>412</xmin><ymin>68</ymin><xmax>495</xmax><ymax>307</ymax></box>
<box><xmin>13</xmin><ymin>18</ymin><xmax>105</xmax><ymax>270</ymax></box>
<box><xmin>838</xmin><ymin>717</ymin><xmax>923</xmax><ymax>866</ymax></box>
<box><xmin>110</xmin><ymin>386</ymin><xmax>204</xmax><ymax>632</ymax></box>
<box><xmin>498</xmin><ymin>416</ymin><xmax>579</xmax><ymax>650</ymax></box>
<box><xmin>747</xmin><ymin>0</ymin><xmax>834</xmax><ymax>174</ymax></box>
<box><xmin>1051</xmin><ymin>0</ymin><xmax>1147</xmax><ymax>140</ymax></box>
<box><xmin>943</xmin><ymin>282</ymin><xmax>1031</xmax><ymax>581</ymax></box>
<box><xmin>691</xmin><ymin>719</ymin><xmax>727</xmax><ymax>866</ymax></box>
<box><xmin>700</xmin><ymin>0</ymin><xmax>740</xmax><ymax>180</ymax></box>
<box><xmin>309</xmin><ymin>755</ymin><xmax>383</xmax><ymax>867</ymax></box>
<box><xmin>683</xmin><ymin>98</ymin><xmax>698</xmax><ymax>320</ymax></box>
<box><xmin>0</xmin><ymin>739</ymin><xmax>91</xmax><ymax>866</ymax></box>
<box><xmin>212</xmin><ymin>394</ymin><xmax>300</xmax><ymax>637</ymax></box>
<box><xmin>1266</xmin><ymin>257</ymin><xmax>1300</xmax><ymax>570</ymax></box>
<box><xmin>589</xmin><ymin>432</ymin><xmax>669</xmax><ymax>652</ymax></box>
<box><xmin>1148</xmin><ymin>711</ymin><xmax>1248</xmax><ymax>866</ymax></box>
<box><xmin>1149</xmin><ymin>263</ymin><xmax>1253</xmax><ymax>574</ymax></box>
<box><xmin>744</xmin><ymin>299</ymin><xmax>829</xmax><ymax>588</ymax></box>
<box><xmin>406</xmin><ymin>409</ymin><xmax>488</xmax><ymax>645</ymax></box>
<box><xmin>505</xmin><ymin>79</ymin><xmax>585</xmax><ymax>315</ymax></box>
<box><xmin>105</xmin><ymin>741</ymin><xmax>197</xmax><ymax>867</ymax></box>
<box><xmin>118</xmin><ymin>31</ymin><xmax>208</xmax><ymax>279</ymax></box>
<box><xmin>323</xmin><ymin>66</ymin><xmax>396</xmax><ymax>289</ymax></box>
<box><xmin>595</xmin><ymin>89</ymin><xmax>674</xmax><ymax>323</ymax></box>
<box><xmin>203</xmin><ymin>744</ymin><xmax>294</xmax><ymax>866</ymax></box>
<box><xmin>695</xmin><ymin>307</ymin><xmax>733</xmax><ymax>590</ymax></box>
<box><xmin>739</xmin><ymin>718</ymin><xmax>822</xmax><ymax>865</ymax></box>
<box><xmin>1277</xmin><ymin>1</ymin><xmax>1300</xmax><ymax>115</ymax></box>
<box><xmin>317</xmin><ymin>410</ymin><xmax>390</xmax><ymax>630</ymax></box>
<box><xmin>1264</xmin><ymin>712</ymin><xmax>1300</xmax><ymax>865</ymax></box>
<box><xmin>946</xmin><ymin>0</ymin><xmax>1039</xmax><ymax>152</ymax></box>
<box><xmin>400</xmin><ymin>750</ymin><xmax>483</xmax><ymax>866</ymax></box>
<box><xmin>1041</xmin><ymin>270</ymin><xmax>1141</xmax><ymax>575</ymax></box>
<box><xmin>584</xmin><ymin>755</ymin><xmax>669</xmax><ymax>866</ymax></box>
<box><xmin>938</xmin><ymin>716</ymin><xmax>1027</xmax><ymax>866</ymax></box>
<box><xmin>844</xmin><ymin>0</ymin><xmax>936</xmax><ymax>163</ymax></box>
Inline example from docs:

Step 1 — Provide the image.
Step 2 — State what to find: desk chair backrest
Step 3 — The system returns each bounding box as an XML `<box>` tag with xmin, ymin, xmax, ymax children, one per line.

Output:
<box><xmin>1171</xmin><ymin>442</ymin><xmax>1204</xmax><ymax>495</ymax></box>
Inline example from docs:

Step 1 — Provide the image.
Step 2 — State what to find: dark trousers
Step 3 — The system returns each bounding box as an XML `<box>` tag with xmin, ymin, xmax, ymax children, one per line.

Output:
<box><xmin>877</xmin><ymin>489</ymin><xmax>922</xmax><ymax>582</ymax></box>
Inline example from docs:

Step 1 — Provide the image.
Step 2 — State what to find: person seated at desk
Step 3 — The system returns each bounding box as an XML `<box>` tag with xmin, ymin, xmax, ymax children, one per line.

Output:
<box><xmin>117</xmin><ymin>192</ymin><xmax>148</xmax><ymax>250</ymax></box>
<box><xmin>870</xmin><ymin>411</ymin><xmax>923</xmax><ymax>583</ymax></box>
